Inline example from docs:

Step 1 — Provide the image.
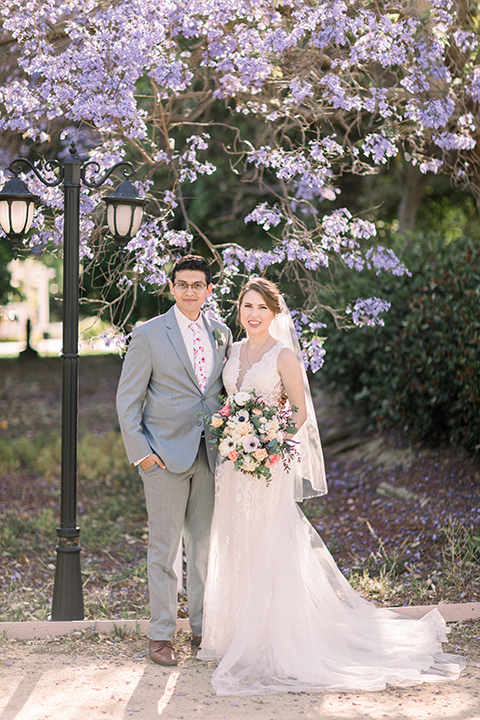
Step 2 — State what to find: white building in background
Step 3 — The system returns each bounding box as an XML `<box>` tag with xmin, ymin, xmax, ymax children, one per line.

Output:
<box><xmin>0</xmin><ymin>258</ymin><xmax>115</xmax><ymax>356</ymax></box>
<box><xmin>0</xmin><ymin>258</ymin><xmax>61</xmax><ymax>344</ymax></box>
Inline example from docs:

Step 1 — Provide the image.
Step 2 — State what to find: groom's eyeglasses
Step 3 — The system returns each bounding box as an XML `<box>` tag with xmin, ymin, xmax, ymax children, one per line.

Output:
<box><xmin>173</xmin><ymin>281</ymin><xmax>207</xmax><ymax>293</ymax></box>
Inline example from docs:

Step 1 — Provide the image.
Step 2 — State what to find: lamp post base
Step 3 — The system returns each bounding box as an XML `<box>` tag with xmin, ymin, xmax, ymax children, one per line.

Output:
<box><xmin>51</xmin><ymin>531</ymin><xmax>84</xmax><ymax>621</ymax></box>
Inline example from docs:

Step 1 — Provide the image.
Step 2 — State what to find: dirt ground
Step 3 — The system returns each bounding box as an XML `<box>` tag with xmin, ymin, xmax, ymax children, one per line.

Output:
<box><xmin>1</xmin><ymin>622</ymin><xmax>480</xmax><ymax>720</ymax></box>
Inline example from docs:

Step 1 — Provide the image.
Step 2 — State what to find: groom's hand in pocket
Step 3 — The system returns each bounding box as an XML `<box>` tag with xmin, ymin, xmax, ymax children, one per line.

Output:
<box><xmin>140</xmin><ymin>453</ymin><xmax>166</xmax><ymax>471</ymax></box>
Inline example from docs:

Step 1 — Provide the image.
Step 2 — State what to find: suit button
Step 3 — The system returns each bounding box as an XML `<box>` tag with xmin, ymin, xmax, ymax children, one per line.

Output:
<box><xmin>197</xmin><ymin>420</ymin><xmax>202</xmax><ymax>426</ymax></box>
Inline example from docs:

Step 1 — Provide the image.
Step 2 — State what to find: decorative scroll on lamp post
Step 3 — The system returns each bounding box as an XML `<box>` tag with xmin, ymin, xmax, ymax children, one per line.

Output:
<box><xmin>0</xmin><ymin>142</ymin><xmax>147</xmax><ymax>620</ymax></box>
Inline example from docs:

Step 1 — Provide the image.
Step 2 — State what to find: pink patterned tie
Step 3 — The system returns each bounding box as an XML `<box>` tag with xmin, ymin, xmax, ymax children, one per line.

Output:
<box><xmin>189</xmin><ymin>321</ymin><xmax>207</xmax><ymax>391</ymax></box>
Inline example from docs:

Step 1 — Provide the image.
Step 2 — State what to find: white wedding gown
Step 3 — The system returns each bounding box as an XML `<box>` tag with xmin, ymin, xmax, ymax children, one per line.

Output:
<box><xmin>198</xmin><ymin>341</ymin><xmax>465</xmax><ymax>695</ymax></box>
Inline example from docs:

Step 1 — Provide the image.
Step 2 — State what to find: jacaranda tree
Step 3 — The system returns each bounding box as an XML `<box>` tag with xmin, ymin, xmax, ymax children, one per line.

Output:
<box><xmin>0</xmin><ymin>0</ymin><xmax>478</xmax><ymax>368</ymax></box>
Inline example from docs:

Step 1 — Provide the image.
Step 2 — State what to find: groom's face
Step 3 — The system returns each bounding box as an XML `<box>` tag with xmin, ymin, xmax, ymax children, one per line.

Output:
<box><xmin>169</xmin><ymin>269</ymin><xmax>213</xmax><ymax>320</ymax></box>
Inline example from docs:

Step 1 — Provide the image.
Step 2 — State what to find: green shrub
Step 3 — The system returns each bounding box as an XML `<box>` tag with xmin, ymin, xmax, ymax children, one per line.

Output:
<box><xmin>322</xmin><ymin>233</ymin><xmax>480</xmax><ymax>451</ymax></box>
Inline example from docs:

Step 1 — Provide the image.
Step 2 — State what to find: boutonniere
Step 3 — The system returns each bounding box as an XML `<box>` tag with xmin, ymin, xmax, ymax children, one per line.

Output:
<box><xmin>213</xmin><ymin>328</ymin><xmax>226</xmax><ymax>349</ymax></box>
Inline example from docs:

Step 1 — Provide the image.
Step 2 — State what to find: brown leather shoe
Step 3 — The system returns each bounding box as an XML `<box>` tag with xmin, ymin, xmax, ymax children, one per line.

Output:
<box><xmin>149</xmin><ymin>639</ymin><xmax>178</xmax><ymax>666</ymax></box>
<box><xmin>191</xmin><ymin>634</ymin><xmax>202</xmax><ymax>648</ymax></box>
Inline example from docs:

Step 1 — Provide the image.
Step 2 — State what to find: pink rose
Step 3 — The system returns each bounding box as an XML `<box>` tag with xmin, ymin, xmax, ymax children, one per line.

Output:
<box><xmin>219</xmin><ymin>404</ymin><xmax>231</xmax><ymax>417</ymax></box>
<box><xmin>266</xmin><ymin>454</ymin><xmax>280</xmax><ymax>467</ymax></box>
<box><xmin>228</xmin><ymin>450</ymin><xmax>238</xmax><ymax>461</ymax></box>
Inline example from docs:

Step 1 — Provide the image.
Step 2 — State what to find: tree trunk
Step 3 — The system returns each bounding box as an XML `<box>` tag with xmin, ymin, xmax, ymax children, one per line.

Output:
<box><xmin>397</xmin><ymin>163</ymin><xmax>428</xmax><ymax>234</ymax></box>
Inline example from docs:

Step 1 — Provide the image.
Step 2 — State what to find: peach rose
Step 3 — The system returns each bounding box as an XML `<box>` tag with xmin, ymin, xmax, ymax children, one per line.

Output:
<box><xmin>237</xmin><ymin>421</ymin><xmax>252</xmax><ymax>435</ymax></box>
<box><xmin>228</xmin><ymin>450</ymin><xmax>238</xmax><ymax>461</ymax></box>
<box><xmin>254</xmin><ymin>448</ymin><xmax>268</xmax><ymax>462</ymax></box>
<box><xmin>211</xmin><ymin>414</ymin><xmax>224</xmax><ymax>428</ymax></box>
<box><xmin>266</xmin><ymin>454</ymin><xmax>281</xmax><ymax>467</ymax></box>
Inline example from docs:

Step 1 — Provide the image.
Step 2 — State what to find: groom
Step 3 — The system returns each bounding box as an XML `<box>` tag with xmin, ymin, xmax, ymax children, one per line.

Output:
<box><xmin>116</xmin><ymin>254</ymin><xmax>231</xmax><ymax>666</ymax></box>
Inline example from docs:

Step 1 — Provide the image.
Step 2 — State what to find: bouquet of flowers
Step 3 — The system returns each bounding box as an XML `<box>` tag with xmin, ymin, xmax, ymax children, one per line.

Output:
<box><xmin>209</xmin><ymin>390</ymin><xmax>300</xmax><ymax>483</ymax></box>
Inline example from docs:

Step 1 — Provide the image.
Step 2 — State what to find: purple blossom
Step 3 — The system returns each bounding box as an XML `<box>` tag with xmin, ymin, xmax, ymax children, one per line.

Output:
<box><xmin>418</xmin><ymin>159</ymin><xmax>444</xmax><ymax>174</ymax></box>
<box><xmin>433</xmin><ymin>133</ymin><xmax>476</xmax><ymax>151</ymax></box>
<box><xmin>467</xmin><ymin>68</ymin><xmax>480</xmax><ymax>103</ymax></box>
<box><xmin>363</xmin><ymin>88</ymin><xmax>394</xmax><ymax>118</ymax></box>
<box><xmin>320</xmin><ymin>74</ymin><xmax>363</xmax><ymax>112</ymax></box>
<box><xmin>347</xmin><ymin>297</ymin><xmax>392</xmax><ymax>327</ymax></box>
<box><xmin>401</xmin><ymin>69</ymin><xmax>431</xmax><ymax>94</ymax></box>
<box><xmin>303</xmin><ymin>338</ymin><xmax>326</xmax><ymax>373</ymax></box>
<box><xmin>365</xmin><ymin>247</ymin><xmax>411</xmax><ymax>277</ymax></box>
<box><xmin>415</xmin><ymin>97</ymin><xmax>456</xmax><ymax>130</ymax></box>
<box><xmin>0</xmin><ymin>0</ymin><xmax>475</xmax><ymax>359</ymax></box>
<box><xmin>163</xmin><ymin>190</ymin><xmax>178</xmax><ymax>208</ymax></box>
<box><xmin>177</xmin><ymin>134</ymin><xmax>216</xmax><ymax>182</ymax></box>
<box><xmin>288</xmin><ymin>78</ymin><xmax>314</xmax><ymax>105</ymax></box>
<box><xmin>453</xmin><ymin>30</ymin><xmax>478</xmax><ymax>53</ymax></box>
<box><xmin>350</xmin><ymin>219</ymin><xmax>376</xmax><ymax>240</ymax></box>
<box><xmin>362</xmin><ymin>132</ymin><xmax>398</xmax><ymax>165</ymax></box>
<box><xmin>163</xmin><ymin>230</ymin><xmax>193</xmax><ymax>248</ymax></box>
<box><xmin>244</xmin><ymin>203</ymin><xmax>283</xmax><ymax>231</ymax></box>
<box><xmin>342</xmin><ymin>252</ymin><xmax>365</xmax><ymax>272</ymax></box>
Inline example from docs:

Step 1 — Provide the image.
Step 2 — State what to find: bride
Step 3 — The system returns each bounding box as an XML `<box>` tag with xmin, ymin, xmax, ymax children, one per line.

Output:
<box><xmin>197</xmin><ymin>276</ymin><xmax>465</xmax><ymax>696</ymax></box>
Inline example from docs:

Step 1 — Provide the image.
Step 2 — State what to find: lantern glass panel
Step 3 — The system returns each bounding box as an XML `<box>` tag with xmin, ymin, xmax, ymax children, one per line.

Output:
<box><xmin>22</xmin><ymin>202</ymin><xmax>35</xmax><ymax>234</ymax></box>
<box><xmin>0</xmin><ymin>199</ymin><xmax>33</xmax><ymax>235</ymax></box>
<box><xmin>130</xmin><ymin>206</ymin><xmax>144</xmax><ymax>237</ymax></box>
<box><xmin>107</xmin><ymin>203</ymin><xmax>129</xmax><ymax>237</ymax></box>
<box><xmin>0</xmin><ymin>200</ymin><xmax>10</xmax><ymax>234</ymax></box>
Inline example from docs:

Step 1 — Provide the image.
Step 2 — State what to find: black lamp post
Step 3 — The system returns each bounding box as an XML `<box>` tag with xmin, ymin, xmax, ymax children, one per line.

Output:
<box><xmin>0</xmin><ymin>142</ymin><xmax>147</xmax><ymax>620</ymax></box>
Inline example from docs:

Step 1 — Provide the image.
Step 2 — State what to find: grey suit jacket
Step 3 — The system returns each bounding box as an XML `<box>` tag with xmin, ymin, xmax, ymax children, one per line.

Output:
<box><xmin>116</xmin><ymin>305</ymin><xmax>232</xmax><ymax>473</ymax></box>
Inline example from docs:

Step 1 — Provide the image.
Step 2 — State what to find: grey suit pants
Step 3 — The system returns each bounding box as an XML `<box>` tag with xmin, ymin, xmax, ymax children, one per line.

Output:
<box><xmin>139</xmin><ymin>438</ymin><xmax>215</xmax><ymax>640</ymax></box>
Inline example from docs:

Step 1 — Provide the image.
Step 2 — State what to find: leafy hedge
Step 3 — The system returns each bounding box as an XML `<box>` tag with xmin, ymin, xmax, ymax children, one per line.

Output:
<box><xmin>322</xmin><ymin>233</ymin><xmax>480</xmax><ymax>451</ymax></box>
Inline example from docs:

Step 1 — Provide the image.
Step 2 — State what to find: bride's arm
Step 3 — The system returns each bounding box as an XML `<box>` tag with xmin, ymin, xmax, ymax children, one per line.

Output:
<box><xmin>277</xmin><ymin>347</ymin><xmax>307</xmax><ymax>437</ymax></box>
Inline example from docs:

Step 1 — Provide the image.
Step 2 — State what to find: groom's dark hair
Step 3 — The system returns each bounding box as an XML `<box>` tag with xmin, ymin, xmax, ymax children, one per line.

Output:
<box><xmin>171</xmin><ymin>254</ymin><xmax>211</xmax><ymax>285</ymax></box>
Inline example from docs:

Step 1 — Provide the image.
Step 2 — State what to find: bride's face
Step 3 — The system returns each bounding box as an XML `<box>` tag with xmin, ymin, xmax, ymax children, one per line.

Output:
<box><xmin>240</xmin><ymin>290</ymin><xmax>276</xmax><ymax>335</ymax></box>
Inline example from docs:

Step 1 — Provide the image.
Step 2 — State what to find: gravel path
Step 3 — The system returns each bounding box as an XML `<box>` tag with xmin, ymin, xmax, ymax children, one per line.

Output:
<box><xmin>1</xmin><ymin>623</ymin><xmax>479</xmax><ymax>720</ymax></box>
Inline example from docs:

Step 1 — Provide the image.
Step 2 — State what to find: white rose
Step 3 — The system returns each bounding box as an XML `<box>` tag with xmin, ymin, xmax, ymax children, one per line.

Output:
<box><xmin>234</xmin><ymin>391</ymin><xmax>251</xmax><ymax>406</ymax></box>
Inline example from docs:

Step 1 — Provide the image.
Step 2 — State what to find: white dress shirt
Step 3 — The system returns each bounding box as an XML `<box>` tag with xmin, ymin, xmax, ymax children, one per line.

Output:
<box><xmin>174</xmin><ymin>304</ymin><xmax>215</xmax><ymax>385</ymax></box>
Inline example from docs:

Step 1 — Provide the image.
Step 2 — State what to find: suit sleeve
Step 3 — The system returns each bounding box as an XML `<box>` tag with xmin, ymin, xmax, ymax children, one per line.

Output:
<box><xmin>116</xmin><ymin>328</ymin><xmax>155</xmax><ymax>465</ymax></box>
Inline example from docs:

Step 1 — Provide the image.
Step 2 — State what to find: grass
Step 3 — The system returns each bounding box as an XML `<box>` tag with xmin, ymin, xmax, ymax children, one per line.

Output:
<box><xmin>0</xmin><ymin>429</ymin><xmax>150</xmax><ymax>622</ymax></box>
<box><xmin>1</xmin><ymin>427</ymin><xmax>479</xmax><ymax>622</ymax></box>
<box><xmin>344</xmin><ymin>518</ymin><xmax>480</xmax><ymax>606</ymax></box>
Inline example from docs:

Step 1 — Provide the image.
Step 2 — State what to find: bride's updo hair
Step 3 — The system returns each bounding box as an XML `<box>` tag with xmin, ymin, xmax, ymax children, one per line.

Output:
<box><xmin>237</xmin><ymin>277</ymin><xmax>282</xmax><ymax>326</ymax></box>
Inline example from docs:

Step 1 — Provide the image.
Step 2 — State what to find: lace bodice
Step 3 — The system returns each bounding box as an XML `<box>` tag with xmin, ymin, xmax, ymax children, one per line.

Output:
<box><xmin>223</xmin><ymin>340</ymin><xmax>285</xmax><ymax>404</ymax></box>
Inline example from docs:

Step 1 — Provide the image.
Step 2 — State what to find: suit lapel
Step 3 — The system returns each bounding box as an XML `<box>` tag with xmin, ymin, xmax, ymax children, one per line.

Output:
<box><xmin>203</xmin><ymin>314</ymin><xmax>223</xmax><ymax>391</ymax></box>
<box><xmin>165</xmin><ymin>306</ymin><xmax>199</xmax><ymax>388</ymax></box>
